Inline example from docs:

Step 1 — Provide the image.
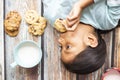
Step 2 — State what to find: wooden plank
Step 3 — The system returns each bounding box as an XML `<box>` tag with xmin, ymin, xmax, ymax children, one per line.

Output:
<box><xmin>103</xmin><ymin>31</ymin><xmax>114</xmax><ymax>68</ymax></box>
<box><xmin>0</xmin><ymin>0</ymin><xmax>5</xmax><ymax>80</ymax></box>
<box><xmin>117</xmin><ymin>27</ymin><xmax>120</xmax><ymax>68</ymax></box>
<box><xmin>5</xmin><ymin>0</ymin><xmax>42</xmax><ymax>80</ymax></box>
<box><xmin>43</xmin><ymin>23</ymin><xmax>77</xmax><ymax>80</ymax></box>
<box><xmin>114</xmin><ymin>27</ymin><xmax>120</xmax><ymax>68</ymax></box>
<box><xmin>78</xmin><ymin>31</ymin><xmax>114</xmax><ymax>80</ymax></box>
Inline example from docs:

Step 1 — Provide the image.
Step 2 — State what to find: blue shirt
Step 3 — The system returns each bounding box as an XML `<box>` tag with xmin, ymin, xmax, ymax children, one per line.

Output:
<box><xmin>43</xmin><ymin>0</ymin><xmax>120</xmax><ymax>30</ymax></box>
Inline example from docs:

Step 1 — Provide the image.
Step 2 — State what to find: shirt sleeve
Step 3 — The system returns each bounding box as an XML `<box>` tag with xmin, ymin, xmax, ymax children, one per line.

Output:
<box><xmin>107</xmin><ymin>0</ymin><xmax>120</xmax><ymax>27</ymax></box>
<box><xmin>94</xmin><ymin>0</ymin><xmax>103</xmax><ymax>3</ymax></box>
<box><xmin>107</xmin><ymin>0</ymin><xmax>120</xmax><ymax>6</ymax></box>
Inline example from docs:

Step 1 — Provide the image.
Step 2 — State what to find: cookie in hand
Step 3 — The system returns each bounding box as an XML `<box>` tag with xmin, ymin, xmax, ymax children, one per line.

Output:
<box><xmin>54</xmin><ymin>18</ymin><xmax>67</xmax><ymax>33</ymax></box>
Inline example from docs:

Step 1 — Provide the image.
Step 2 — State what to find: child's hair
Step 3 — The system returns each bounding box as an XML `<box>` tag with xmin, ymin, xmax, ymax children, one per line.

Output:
<box><xmin>62</xmin><ymin>30</ymin><xmax>107</xmax><ymax>74</ymax></box>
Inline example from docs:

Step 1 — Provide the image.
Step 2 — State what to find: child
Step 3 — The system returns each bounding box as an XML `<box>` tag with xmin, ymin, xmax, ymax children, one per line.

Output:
<box><xmin>43</xmin><ymin>0</ymin><xmax>120</xmax><ymax>74</ymax></box>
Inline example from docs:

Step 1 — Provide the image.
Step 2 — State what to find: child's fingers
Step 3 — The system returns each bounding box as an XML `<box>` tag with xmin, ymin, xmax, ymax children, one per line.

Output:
<box><xmin>67</xmin><ymin>15</ymin><xmax>78</xmax><ymax>21</ymax></box>
<box><xmin>67</xmin><ymin>10</ymin><xmax>78</xmax><ymax>21</ymax></box>
<box><xmin>65</xmin><ymin>21</ymin><xmax>79</xmax><ymax>31</ymax></box>
<box><xmin>66</xmin><ymin>18</ymin><xmax>79</xmax><ymax>27</ymax></box>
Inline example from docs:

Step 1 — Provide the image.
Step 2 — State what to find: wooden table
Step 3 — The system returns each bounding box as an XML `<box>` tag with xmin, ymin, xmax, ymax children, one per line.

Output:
<box><xmin>0</xmin><ymin>0</ymin><xmax>120</xmax><ymax>80</ymax></box>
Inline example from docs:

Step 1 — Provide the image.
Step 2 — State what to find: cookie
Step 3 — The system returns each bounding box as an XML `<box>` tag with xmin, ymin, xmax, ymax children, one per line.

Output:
<box><xmin>4</xmin><ymin>19</ymin><xmax>20</xmax><ymax>31</ymax></box>
<box><xmin>25</xmin><ymin>10</ymin><xmax>39</xmax><ymax>24</ymax></box>
<box><xmin>4</xmin><ymin>11</ymin><xmax>21</xmax><ymax>31</ymax></box>
<box><xmin>28</xmin><ymin>23</ymin><xmax>44</xmax><ymax>36</ymax></box>
<box><xmin>4</xmin><ymin>11</ymin><xmax>21</xmax><ymax>37</ymax></box>
<box><xmin>37</xmin><ymin>16</ymin><xmax>47</xmax><ymax>29</ymax></box>
<box><xmin>6</xmin><ymin>11</ymin><xmax>21</xmax><ymax>22</ymax></box>
<box><xmin>54</xmin><ymin>18</ymin><xmax>67</xmax><ymax>32</ymax></box>
<box><xmin>25</xmin><ymin>10</ymin><xmax>47</xmax><ymax>36</ymax></box>
<box><xmin>5</xmin><ymin>28</ymin><xmax>19</xmax><ymax>37</ymax></box>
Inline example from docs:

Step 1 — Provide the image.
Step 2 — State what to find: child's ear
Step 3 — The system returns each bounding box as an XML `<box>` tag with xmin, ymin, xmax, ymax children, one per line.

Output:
<box><xmin>86</xmin><ymin>34</ymin><xmax>98</xmax><ymax>48</ymax></box>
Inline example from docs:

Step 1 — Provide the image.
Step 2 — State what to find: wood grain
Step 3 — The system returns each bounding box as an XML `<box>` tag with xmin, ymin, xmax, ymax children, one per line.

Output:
<box><xmin>118</xmin><ymin>27</ymin><xmax>120</xmax><ymax>68</ymax></box>
<box><xmin>0</xmin><ymin>0</ymin><xmax>5</xmax><ymax>80</ymax></box>
<box><xmin>117</xmin><ymin>27</ymin><xmax>120</xmax><ymax>68</ymax></box>
<box><xmin>114</xmin><ymin>27</ymin><xmax>120</xmax><ymax>68</ymax></box>
<box><xmin>5</xmin><ymin>0</ymin><xmax>42</xmax><ymax>80</ymax></box>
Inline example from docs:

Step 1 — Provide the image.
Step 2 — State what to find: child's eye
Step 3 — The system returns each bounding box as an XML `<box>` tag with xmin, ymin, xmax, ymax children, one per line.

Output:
<box><xmin>59</xmin><ymin>45</ymin><xmax>62</xmax><ymax>48</ymax></box>
<box><xmin>66</xmin><ymin>45</ymin><xmax>71</xmax><ymax>49</ymax></box>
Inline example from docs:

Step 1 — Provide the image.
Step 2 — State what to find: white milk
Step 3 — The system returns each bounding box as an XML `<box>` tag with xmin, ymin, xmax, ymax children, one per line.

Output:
<box><xmin>104</xmin><ymin>70</ymin><xmax>120</xmax><ymax>80</ymax></box>
<box><xmin>17</xmin><ymin>43</ymin><xmax>40</xmax><ymax>67</ymax></box>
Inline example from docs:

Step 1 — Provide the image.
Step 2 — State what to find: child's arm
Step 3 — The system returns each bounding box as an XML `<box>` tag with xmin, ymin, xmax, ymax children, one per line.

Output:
<box><xmin>65</xmin><ymin>0</ymin><xmax>94</xmax><ymax>31</ymax></box>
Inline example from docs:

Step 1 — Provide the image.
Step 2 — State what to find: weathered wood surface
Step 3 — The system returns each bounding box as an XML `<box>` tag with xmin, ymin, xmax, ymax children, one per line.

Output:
<box><xmin>4</xmin><ymin>0</ymin><xmax>42</xmax><ymax>80</ymax></box>
<box><xmin>114</xmin><ymin>26</ymin><xmax>120</xmax><ymax>68</ymax></box>
<box><xmin>0</xmin><ymin>0</ymin><xmax>4</xmax><ymax>80</ymax></box>
<box><xmin>0</xmin><ymin>0</ymin><xmax>119</xmax><ymax>80</ymax></box>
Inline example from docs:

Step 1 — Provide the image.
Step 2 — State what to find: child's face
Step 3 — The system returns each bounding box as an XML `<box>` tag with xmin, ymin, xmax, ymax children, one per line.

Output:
<box><xmin>58</xmin><ymin>23</ymin><xmax>96</xmax><ymax>63</ymax></box>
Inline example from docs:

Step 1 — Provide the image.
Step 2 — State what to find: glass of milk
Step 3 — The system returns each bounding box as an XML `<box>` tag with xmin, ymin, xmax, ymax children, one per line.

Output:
<box><xmin>10</xmin><ymin>40</ymin><xmax>42</xmax><ymax>68</ymax></box>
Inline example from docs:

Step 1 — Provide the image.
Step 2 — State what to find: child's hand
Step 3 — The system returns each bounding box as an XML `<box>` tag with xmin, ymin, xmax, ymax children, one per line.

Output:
<box><xmin>65</xmin><ymin>0</ymin><xmax>94</xmax><ymax>31</ymax></box>
<box><xmin>64</xmin><ymin>20</ymin><xmax>79</xmax><ymax>31</ymax></box>
<box><xmin>65</xmin><ymin>2</ymin><xmax>82</xmax><ymax>31</ymax></box>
